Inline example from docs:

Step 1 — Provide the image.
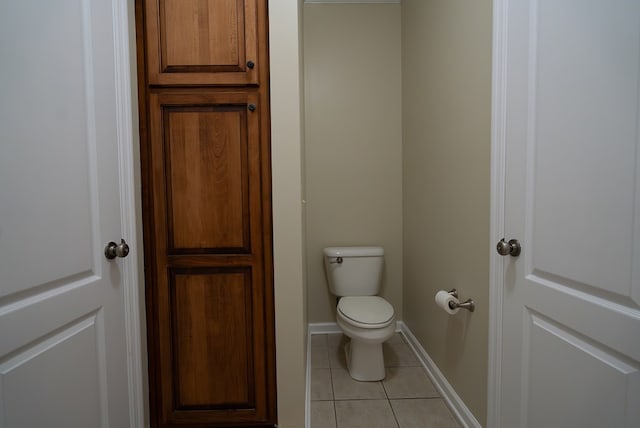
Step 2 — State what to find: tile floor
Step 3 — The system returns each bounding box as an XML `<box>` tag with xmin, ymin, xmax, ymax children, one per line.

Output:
<box><xmin>310</xmin><ymin>333</ymin><xmax>461</xmax><ymax>428</ymax></box>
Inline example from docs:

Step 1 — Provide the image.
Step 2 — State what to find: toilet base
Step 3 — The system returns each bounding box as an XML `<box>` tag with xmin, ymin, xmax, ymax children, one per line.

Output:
<box><xmin>344</xmin><ymin>339</ymin><xmax>386</xmax><ymax>381</ymax></box>
<box><xmin>336</xmin><ymin>313</ymin><xmax>396</xmax><ymax>381</ymax></box>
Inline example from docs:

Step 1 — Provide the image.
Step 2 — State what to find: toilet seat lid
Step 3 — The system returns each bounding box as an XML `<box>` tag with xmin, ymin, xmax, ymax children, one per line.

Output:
<box><xmin>338</xmin><ymin>296</ymin><xmax>394</xmax><ymax>327</ymax></box>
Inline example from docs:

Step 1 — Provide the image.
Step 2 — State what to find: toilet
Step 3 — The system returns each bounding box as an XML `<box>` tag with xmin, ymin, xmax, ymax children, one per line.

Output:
<box><xmin>323</xmin><ymin>246</ymin><xmax>396</xmax><ymax>381</ymax></box>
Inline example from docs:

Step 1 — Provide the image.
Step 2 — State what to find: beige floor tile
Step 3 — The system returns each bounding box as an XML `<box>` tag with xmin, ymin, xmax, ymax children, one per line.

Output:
<box><xmin>311</xmin><ymin>369</ymin><xmax>334</xmax><ymax>401</ymax></box>
<box><xmin>387</xmin><ymin>332</ymin><xmax>405</xmax><ymax>345</ymax></box>
<box><xmin>390</xmin><ymin>399</ymin><xmax>461</xmax><ymax>428</ymax></box>
<box><xmin>383</xmin><ymin>367</ymin><xmax>439</xmax><ymax>399</ymax></box>
<box><xmin>327</xmin><ymin>333</ymin><xmax>346</xmax><ymax>348</ymax></box>
<box><xmin>328</xmin><ymin>337</ymin><xmax>348</xmax><ymax>369</ymax></box>
<box><xmin>384</xmin><ymin>340</ymin><xmax>420</xmax><ymax>367</ymax></box>
<box><xmin>335</xmin><ymin>400</ymin><xmax>399</xmax><ymax>428</ymax></box>
<box><xmin>311</xmin><ymin>345</ymin><xmax>330</xmax><ymax>368</ymax></box>
<box><xmin>331</xmin><ymin>368</ymin><xmax>386</xmax><ymax>400</ymax></box>
<box><xmin>311</xmin><ymin>334</ymin><xmax>329</xmax><ymax>348</ymax></box>
<box><xmin>311</xmin><ymin>400</ymin><xmax>337</xmax><ymax>428</ymax></box>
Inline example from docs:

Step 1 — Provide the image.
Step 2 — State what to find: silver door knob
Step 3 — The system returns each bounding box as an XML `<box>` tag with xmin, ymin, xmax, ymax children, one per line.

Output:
<box><xmin>105</xmin><ymin>239</ymin><xmax>130</xmax><ymax>260</ymax></box>
<box><xmin>496</xmin><ymin>238</ymin><xmax>521</xmax><ymax>257</ymax></box>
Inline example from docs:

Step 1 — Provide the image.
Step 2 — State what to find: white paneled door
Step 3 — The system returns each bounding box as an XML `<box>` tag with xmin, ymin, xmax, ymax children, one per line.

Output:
<box><xmin>0</xmin><ymin>0</ymin><xmax>138</xmax><ymax>427</ymax></box>
<box><xmin>493</xmin><ymin>1</ymin><xmax>640</xmax><ymax>427</ymax></box>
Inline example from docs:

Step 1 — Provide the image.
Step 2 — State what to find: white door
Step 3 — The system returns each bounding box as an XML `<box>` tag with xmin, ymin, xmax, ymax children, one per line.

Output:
<box><xmin>493</xmin><ymin>1</ymin><xmax>640</xmax><ymax>427</ymax></box>
<box><xmin>0</xmin><ymin>0</ymin><xmax>137</xmax><ymax>427</ymax></box>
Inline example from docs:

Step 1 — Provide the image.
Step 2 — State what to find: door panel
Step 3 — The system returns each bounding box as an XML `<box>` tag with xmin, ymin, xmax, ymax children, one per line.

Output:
<box><xmin>165</xmin><ymin>107</ymin><xmax>250</xmax><ymax>252</ymax></box>
<box><xmin>152</xmin><ymin>93</ymin><xmax>259</xmax><ymax>257</ymax></box>
<box><xmin>144</xmin><ymin>0</ymin><xmax>259</xmax><ymax>85</ymax></box>
<box><xmin>525</xmin><ymin>311</ymin><xmax>638</xmax><ymax>428</ymax></box>
<box><xmin>530</xmin><ymin>0</ymin><xmax>640</xmax><ymax>300</ymax></box>
<box><xmin>1</xmin><ymin>314</ymin><xmax>104</xmax><ymax>428</ymax></box>
<box><xmin>172</xmin><ymin>269</ymin><xmax>253</xmax><ymax>409</ymax></box>
<box><xmin>0</xmin><ymin>0</ymin><xmax>95</xmax><ymax>297</ymax></box>
<box><xmin>164</xmin><ymin>0</ymin><xmax>240</xmax><ymax>66</ymax></box>
<box><xmin>499</xmin><ymin>0</ymin><xmax>640</xmax><ymax>426</ymax></box>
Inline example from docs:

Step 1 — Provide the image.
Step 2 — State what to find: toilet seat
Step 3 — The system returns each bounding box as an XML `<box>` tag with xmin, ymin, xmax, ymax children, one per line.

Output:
<box><xmin>337</xmin><ymin>296</ymin><xmax>394</xmax><ymax>329</ymax></box>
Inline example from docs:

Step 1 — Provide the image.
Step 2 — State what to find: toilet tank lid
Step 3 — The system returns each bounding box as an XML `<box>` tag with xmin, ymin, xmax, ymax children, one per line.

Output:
<box><xmin>323</xmin><ymin>246</ymin><xmax>384</xmax><ymax>257</ymax></box>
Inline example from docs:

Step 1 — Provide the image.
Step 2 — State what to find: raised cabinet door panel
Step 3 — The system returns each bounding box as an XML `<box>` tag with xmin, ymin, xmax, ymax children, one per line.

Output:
<box><xmin>162</xmin><ymin>103</ymin><xmax>252</xmax><ymax>253</ymax></box>
<box><xmin>150</xmin><ymin>92</ymin><xmax>260</xmax><ymax>257</ymax></box>
<box><xmin>161</xmin><ymin>266</ymin><xmax>269</xmax><ymax>424</ymax></box>
<box><xmin>144</xmin><ymin>0</ymin><xmax>260</xmax><ymax>85</ymax></box>
<box><xmin>172</xmin><ymin>269</ymin><xmax>253</xmax><ymax>408</ymax></box>
<box><xmin>146</xmin><ymin>91</ymin><xmax>275</xmax><ymax>427</ymax></box>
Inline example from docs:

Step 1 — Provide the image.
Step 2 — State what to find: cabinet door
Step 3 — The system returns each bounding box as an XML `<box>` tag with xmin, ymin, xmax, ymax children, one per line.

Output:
<box><xmin>146</xmin><ymin>91</ymin><xmax>275</xmax><ymax>426</ymax></box>
<box><xmin>143</xmin><ymin>0</ymin><xmax>261</xmax><ymax>86</ymax></box>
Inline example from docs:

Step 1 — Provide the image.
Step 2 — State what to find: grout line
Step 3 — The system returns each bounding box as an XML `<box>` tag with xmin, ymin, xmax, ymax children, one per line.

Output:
<box><xmin>333</xmin><ymin>397</ymin><xmax>389</xmax><ymax>401</ymax></box>
<box><xmin>380</xmin><ymin>379</ymin><xmax>402</xmax><ymax>428</ymax></box>
<box><xmin>333</xmin><ymin>398</ymin><xmax>397</xmax><ymax>402</ymax></box>
<box><xmin>388</xmin><ymin>397</ymin><xmax>401</xmax><ymax>428</ymax></box>
<box><xmin>323</xmin><ymin>396</ymin><xmax>445</xmax><ymax>402</ymax></box>
<box><xmin>381</xmin><ymin>377</ymin><xmax>390</xmax><ymax>399</ymax></box>
<box><xmin>329</xmin><ymin>367</ymin><xmax>336</xmax><ymax>401</ymax></box>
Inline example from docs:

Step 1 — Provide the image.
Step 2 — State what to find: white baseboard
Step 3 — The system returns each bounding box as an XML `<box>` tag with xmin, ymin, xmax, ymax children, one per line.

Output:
<box><xmin>398</xmin><ymin>321</ymin><xmax>481</xmax><ymax>428</ymax></box>
<box><xmin>307</xmin><ymin>321</ymin><xmax>480</xmax><ymax>428</ymax></box>
<box><xmin>305</xmin><ymin>327</ymin><xmax>311</xmax><ymax>428</ymax></box>
<box><xmin>307</xmin><ymin>322</ymin><xmax>342</xmax><ymax>335</ymax></box>
<box><xmin>308</xmin><ymin>321</ymin><xmax>405</xmax><ymax>335</ymax></box>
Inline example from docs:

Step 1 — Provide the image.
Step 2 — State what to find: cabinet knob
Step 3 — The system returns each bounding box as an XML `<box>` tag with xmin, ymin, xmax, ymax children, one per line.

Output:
<box><xmin>247</xmin><ymin>60</ymin><xmax>255</xmax><ymax>69</ymax></box>
<box><xmin>248</xmin><ymin>104</ymin><xmax>256</xmax><ymax>112</ymax></box>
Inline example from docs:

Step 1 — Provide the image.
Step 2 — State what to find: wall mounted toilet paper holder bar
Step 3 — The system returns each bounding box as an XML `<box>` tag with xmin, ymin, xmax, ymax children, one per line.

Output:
<box><xmin>448</xmin><ymin>289</ymin><xmax>475</xmax><ymax>312</ymax></box>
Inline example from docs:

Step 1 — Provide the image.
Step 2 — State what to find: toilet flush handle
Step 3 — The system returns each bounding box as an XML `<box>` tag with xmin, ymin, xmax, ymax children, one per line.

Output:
<box><xmin>329</xmin><ymin>257</ymin><xmax>343</xmax><ymax>264</ymax></box>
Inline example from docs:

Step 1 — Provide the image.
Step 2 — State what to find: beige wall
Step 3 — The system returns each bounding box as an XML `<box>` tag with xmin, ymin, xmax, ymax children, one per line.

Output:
<box><xmin>303</xmin><ymin>3</ymin><xmax>403</xmax><ymax>323</ymax></box>
<box><xmin>269</xmin><ymin>1</ymin><xmax>307</xmax><ymax>427</ymax></box>
<box><xmin>401</xmin><ymin>0</ymin><xmax>492</xmax><ymax>425</ymax></box>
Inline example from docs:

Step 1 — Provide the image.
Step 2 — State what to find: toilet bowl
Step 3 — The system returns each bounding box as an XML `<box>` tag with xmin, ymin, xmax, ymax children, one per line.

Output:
<box><xmin>324</xmin><ymin>247</ymin><xmax>396</xmax><ymax>381</ymax></box>
<box><xmin>336</xmin><ymin>296</ymin><xmax>396</xmax><ymax>381</ymax></box>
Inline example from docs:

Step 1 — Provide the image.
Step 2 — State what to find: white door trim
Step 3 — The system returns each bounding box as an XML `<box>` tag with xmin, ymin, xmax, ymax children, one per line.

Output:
<box><xmin>487</xmin><ymin>0</ymin><xmax>508</xmax><ymax>426</ymax></box>
<box><xmin>112</xmin><ymin>0</ymin><xmax>145</xmax><ymax>426</ymax></box>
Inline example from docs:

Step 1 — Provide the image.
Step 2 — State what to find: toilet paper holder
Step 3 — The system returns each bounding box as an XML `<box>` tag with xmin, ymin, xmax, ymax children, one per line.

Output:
<box><xmin>447</xmin><ymin>289</ymin><xmax>475</xmax><ymax>312</ymax></box>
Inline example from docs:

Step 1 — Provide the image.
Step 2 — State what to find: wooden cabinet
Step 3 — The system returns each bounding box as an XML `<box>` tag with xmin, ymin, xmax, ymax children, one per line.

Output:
<box><xmin>136</xmin><ymin>1</ymin><xmax>275</xmax><ymax>427</ymax></box>
<box><xmin>142</xmin><ymin>0</ymin><xmax>262</xmax><ymax>85</ymax></box>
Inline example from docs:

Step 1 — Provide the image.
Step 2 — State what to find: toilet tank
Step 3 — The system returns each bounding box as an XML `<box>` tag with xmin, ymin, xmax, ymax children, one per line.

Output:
<box><xmin>323</xmin><ymin>246</ymin><xmax>384</xmax><ymax>296</ymax></box>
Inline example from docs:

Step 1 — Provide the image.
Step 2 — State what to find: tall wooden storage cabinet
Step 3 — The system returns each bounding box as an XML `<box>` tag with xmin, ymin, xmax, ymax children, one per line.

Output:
<box><xmin>135</xmin><ymin>1</ymin><xmax>276</xmax><ymax>426</ymax></box>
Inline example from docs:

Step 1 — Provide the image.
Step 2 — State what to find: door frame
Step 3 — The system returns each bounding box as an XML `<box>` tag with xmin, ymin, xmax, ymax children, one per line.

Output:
<box><xmin>111</xmin><ymin>0</ymin><xmax>145</xmax><ymax>425</ymax></box>
<box><xmin>487</xmin><ymin>0</ymin><xmax>508</xmax><ymax>426</ymax></box>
